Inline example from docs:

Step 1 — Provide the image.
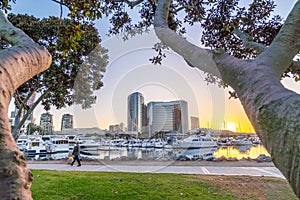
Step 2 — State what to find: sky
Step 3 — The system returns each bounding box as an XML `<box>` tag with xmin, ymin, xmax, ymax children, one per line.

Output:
<box><xmin>10</xmin><ymin>0</ymin><xmax>299</xmax><ymax>132</ymax></box>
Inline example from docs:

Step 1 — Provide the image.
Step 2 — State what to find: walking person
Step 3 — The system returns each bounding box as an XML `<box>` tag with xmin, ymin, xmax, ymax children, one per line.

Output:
<box><xmin>71</xmin><ymin>142</ymin><xmax>81</xmax><ymax>167</ymax></box>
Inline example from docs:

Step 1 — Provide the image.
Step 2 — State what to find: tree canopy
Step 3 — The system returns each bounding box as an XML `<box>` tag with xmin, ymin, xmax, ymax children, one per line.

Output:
<box><xmin>52</xmin><ymin>0</ymin><xmax>299</xmax><ymax>77</ymax></box>
<box><xmin>3</xmin><ymin>13</ymin><xmax>108</xmax><ymax>139</ymax></box>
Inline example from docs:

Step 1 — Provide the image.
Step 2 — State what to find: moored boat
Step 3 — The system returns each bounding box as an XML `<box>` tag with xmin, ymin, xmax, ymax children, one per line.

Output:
<box><xmin>17</xmin><ymin>134</ymin><xmax>28</xmax><ymax>152</ymax></box>
<box><xmin>176</xmin><ymin>132</ymin><xmax>217</xmax><ymax>149</ymax></box>
<box><xmin>46</xmin><ymin>137</ymin><xmax>70</xmax><ymax>154</ymax></box>
<box><xmin>232</xmin><ymin>137</ymin><xmax>252</xmax><ymax>146</ymax></box>
<box><xmin>24</xmin><ymin>136</ymin><xmax>47</xmax><ymax>159</ymax></box>
<box><xmin>177</xmin><ymin>147</ymin><xmax>218</xmax><ymax>160</ymax></box>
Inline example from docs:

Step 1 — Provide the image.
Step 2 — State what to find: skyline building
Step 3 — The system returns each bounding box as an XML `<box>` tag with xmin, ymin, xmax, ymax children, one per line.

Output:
<box><xmin>191</xmin><ymin>116</ymin><xmax>200</xmax><ymax>129</ymax></box>
<box><xmin>40</xmin><ymin>112</ymin><xmax>53</xmax><ymax>134</ymax></box>
<box><xmin>127</xmin><ymin>92</ymin><xmax>147</xmax><ymax>133</ymax></box>
<box><xmin>109</xmin><ymin>123</ymin><xmax>123</xmax><ymax>133</ymax></box>
<box><xmin>61</xmin><ymin>114</ymin><xmax>74</xmax><ymax>131</ymax></box>
<box><xmin>147</xmin><ymin>100</ymin><xmax>188</xmax><ymax>135</ymax></box>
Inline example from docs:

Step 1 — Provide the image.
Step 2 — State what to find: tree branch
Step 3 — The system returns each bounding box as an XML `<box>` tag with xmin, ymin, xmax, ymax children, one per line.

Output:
<box><xmin>12</xmin><ymin>90</ymin><xmax>50</xmax><ymax>140</ymax></box>
<box><xmin>59</xmin><ymin>0</ymin><xmax>63</xmax><ymax>18</ymax></box>
<box><xmin>124</xmin><ymin>0</ymin><xmax>144</xmax><ymax>8</ymax></box>
<box><xmin>51</xmin><ymin>0</ymin><xmax>67</xmax><ymax>7</ymax></box>
<box><xmin>154</xmin><ymin>0</ymin><xmax>220</xmax><ymax>78</ymax></box>
<box><xmin>107</xmin><ymin>0</ymin><xmax>144</xmax><ymax>8</ymax></box>
<box><xmin>14</xmin><ymin>90</ymin><xmax>33</xmax><ymax>111</ymax></box>
<box><xmin>256</xmin><ymin>1</ymin><xmax>300</xmax><ymax>77</ymax></box>
<box><xmin>233</xmin><ymin>28</ymin><xmax>299</xmax><ymax>73</ymax></box>
<box><xmin>12</xmin><ymin>87</ymin><xmax>38</xmax><ymax>140</ymax></box>
<box><xmin>0</xmin><ymin>11</ymin><xmax>52</xmax><ymax>90</ymax></box>
<box><xmin>0</xmin><ymin>13</ymin><xmax>35</xmax><ymax>46</ymax></box>
<box><xmin>175</xmin><ymin>6</ymin><xmax>185</xmax><ymax>13</ymax></box>
<box><xmin>233</xmin><ymin>29</ymin><xmax>266</xmax><ymax>54</ymax></box>
<box><xmin>50</xmin><ymin>0</ymin><xmax>65</xmax><ymax>18</ymax></box>
<box><xmin>13</xmin><ymin>88</ymin><xmax>37</xmax><ymax>122</ymax></box>
<box><xmin>290</xmin><ymin>60</ymin><xmax>300</xmax><ymax>71</ymax></box>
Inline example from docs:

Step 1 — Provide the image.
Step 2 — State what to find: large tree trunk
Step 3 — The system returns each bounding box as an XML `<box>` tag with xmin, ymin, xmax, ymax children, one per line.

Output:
<box><xmin>0</xmin><ymin>73</ymin><xmax>34</xmax><ymax>199</ymax></box>
<box><xmin>154</xmin><ymin>0</ymin><xmax>300</xmax><ymax>197</ymax></box>
<box><xmin>241</xmin><ymin>69</ymin><xmax>300</xmax><ymax>197</ymax></box>
<box><xmin>0</xmin><ymin>12</ymin><xmax>51</xmax><ymax>199</ymax></box>
<box><xmin>217</xmin><ymin>56</ymin><xmax>300</xmax><ymax>197</ymax></box>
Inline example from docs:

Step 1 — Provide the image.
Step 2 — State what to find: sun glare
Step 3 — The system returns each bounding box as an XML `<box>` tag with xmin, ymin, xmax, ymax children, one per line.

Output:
<box><xmin>226</xmin><ymin>122</ymin><xmax>237</xmax><ymax>132</ymax></box>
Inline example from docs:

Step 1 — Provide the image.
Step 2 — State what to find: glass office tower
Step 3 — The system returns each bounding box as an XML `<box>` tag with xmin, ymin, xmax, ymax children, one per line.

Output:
<box><xmin>127</xmin><ymin>92</ymin><xmax>146</xmax><ymax>133</ymax></box>
<box><xmin>147</xmin><ymin>100</ymin><xmax>188</xmax><ymax>135</ymax></box>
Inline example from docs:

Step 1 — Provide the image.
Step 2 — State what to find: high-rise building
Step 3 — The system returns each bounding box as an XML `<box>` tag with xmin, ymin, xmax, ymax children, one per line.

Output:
<box><xmin>109</xmin><ymin>123</ymin><xmax>123</xmax><ymax>133</ymax></box>
<box><xmin>40</xmin><ymin>112</ymin><xmax>53</xmax><ymax>134</ymax></box>
<box><xmin>191</xmin><ymin>116</ymin><xmax>200</xmax><ymax>129</ymax></box>
<box><xmin>61</xmin><ymin>114</ymin><xmax>74</xmax><ymax>131</ymax></box>
<box><xmin>147</xmin><ymin>100</ymin><xmax>188</xmax><ymax>135</ymax></box>
<box><xmin>127</xmin><ymin>92</ymin><xmax>147</xmax><ymax>133</ymax></box>
<box><xmin>119</xmin><ymin>122</ymin><xmax>124</xmax><ymax>132</ymax></box>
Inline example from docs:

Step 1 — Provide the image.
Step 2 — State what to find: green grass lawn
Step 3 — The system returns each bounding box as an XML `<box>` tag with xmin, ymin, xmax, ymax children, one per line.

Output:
<box><xmin>31</xmin><ymin>170</ymin><xmax>236</xmax><ymax>200</ymax></box>
<box><xmin>31</xmin><ymin>170</ymin><xmax>297</xmax><ymax>200</ymax></box>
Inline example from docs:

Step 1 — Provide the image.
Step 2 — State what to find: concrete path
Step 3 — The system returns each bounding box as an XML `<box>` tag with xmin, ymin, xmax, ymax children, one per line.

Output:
<box><xmin>28</xmin><ymin>163</ymin><xmax>285</xmax><ymax>179</ymax></box>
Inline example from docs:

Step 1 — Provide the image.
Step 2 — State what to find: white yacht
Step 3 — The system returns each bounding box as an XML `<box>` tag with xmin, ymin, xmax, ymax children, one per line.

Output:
<box><xmin>103</xmin><ymin>138</ymin><xmax>125</xmax><ymax>147</ymax></box>
<box><xmin>79</xmin><ymin>139</ymin><xmax>101</xmax><ymax>156</ymax></box>
<box><xmin>177</xmin><ymin>148</ymin><xmax>218</xmax><ymax>160</ymax></box>
<box><xmin>46</xmin><ymin>137</ymin><xmax>70</xmax><ymax>154</ymax></box>
<box><xmin>232</xmin><ymin>137</ymin><xmax>252</xmax><ymax>146</ymax></box>
<box><xmin>141</xmin><ymin>139</ymin><xmax>155</xmax><ymax>148</ymax></box>
<box><xmin>23</xmin><ymin>136</ymin><xmax>47</xmax><ymax>159</ymax></box>
<box><xmin>128</xmin><ymin>139</ymin><xmax>142</xmax><ymax>148</ymax></box>
<box><xmin>176</xmin><ymin>132</ymin><xmax>217</xmax><ymax>149</ymax></box>
<box><xmin>154</xmin><ymin>139</ymin><xmax>167</xmax><ymax>148</ymax></box>
<box><xmin>17</xmin><ymin>134</ymin><xmax>28</xmax><ymax>151</ymax></box>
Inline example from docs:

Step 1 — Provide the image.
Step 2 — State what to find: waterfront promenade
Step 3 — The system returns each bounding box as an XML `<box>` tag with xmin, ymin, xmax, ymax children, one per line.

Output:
<box><xmin>27</xmin><ymin>160</ymin><xmax>285</xmax><ymax>179</ymax></box>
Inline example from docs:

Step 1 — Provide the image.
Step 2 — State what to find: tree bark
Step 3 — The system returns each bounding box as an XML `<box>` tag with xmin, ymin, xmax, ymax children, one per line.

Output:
<box><xmin>214</xmin><ymin>53</ymin><xmax>300</xmax><ymax>197</ymax></box>
<box><xmin>154</xmin><ymin>0</ymin><xmax>300</xmax><ymax>197</ymax></box>
<box><xmin>0</xmin><ymin>11</ymin><xmax>52</xmax><ymax>199</ymax></box>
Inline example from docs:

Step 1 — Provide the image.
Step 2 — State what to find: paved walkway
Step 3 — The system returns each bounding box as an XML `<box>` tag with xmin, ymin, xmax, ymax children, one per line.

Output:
<box><xmin>28</xmin><ymin>163</ymin><xmax>285</xmax><ymax>179</ymax></box>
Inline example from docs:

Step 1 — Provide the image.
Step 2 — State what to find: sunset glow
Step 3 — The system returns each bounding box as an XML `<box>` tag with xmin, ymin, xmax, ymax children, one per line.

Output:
<box><xmin>226</xmin><ymin>122</ymin><xmax>238</xmax><ymax>132</ymax></box>
<box><xmin>214</xmin><ymin>146</ymin><xmax>270</xmax><ymax>160</ymax></box>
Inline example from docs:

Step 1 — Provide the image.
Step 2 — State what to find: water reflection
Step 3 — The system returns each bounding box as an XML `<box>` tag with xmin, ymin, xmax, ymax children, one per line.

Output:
<box><xmin>78</xmin><ymin>145</ymin><xmax>270</xmax><ymax>161</ymax></box>
<box><xmin>25</xmin><ymin>144</ymin><xmax>270</xmax><ymax>161</ymax></box>
<box><xmin>95</xmin><ymin>148</ymin><xmax>176</xmax><ymax>161</ymax></box>
<box><xmin>214</xmin><ymin>145</ymin><xmax>270</xmax><ymax>160</ymax></box>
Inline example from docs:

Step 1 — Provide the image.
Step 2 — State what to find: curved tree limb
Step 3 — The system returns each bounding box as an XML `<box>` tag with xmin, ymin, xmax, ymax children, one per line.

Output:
<box><xmin>51</xmin><ymin>0</ymin><xmax>67</xmax><ymax>7</ymax></box>
<box><xmin>234</xmin><ymin>28</ymin><xmax>300</xmax><ymax>74</ymax></box>
<box><xmin>12</xmin><ymin>90</ymin><xmax>50</xmax><ymax>140</ymax></box>
<box><xmin>12</xmin><ymin>88</ymin><xmax>38</xmax><ymax>141</ymax></box>
<box><xmin>0</xmin><ymin>11</ymin><xmax>52</xmax><ymax>89</ymax></box>
<box><xmin>124</xmin><ymin>0</ymin><xmax>144</xmax><ymax>8</ymax></box>
<box><xmin>256</xmin><ymin>1</ymin><xmax>300</xmax><ymax>77</ymax></box>
<box><xmin>154</xmin><ymin>0</ymin><xmax>220</xmax><ymax>78</ymax></box>
<box><xmin>233</xmin><ymin>29</ymin><xmax>266</xmax><ymax>54</ymax></box>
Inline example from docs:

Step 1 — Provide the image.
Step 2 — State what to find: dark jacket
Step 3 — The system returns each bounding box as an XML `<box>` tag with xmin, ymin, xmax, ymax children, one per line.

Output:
<box><xmin>72</xmin><ymin>145</ymin><xmax>80</xmax><ymax>156</ymax></box>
